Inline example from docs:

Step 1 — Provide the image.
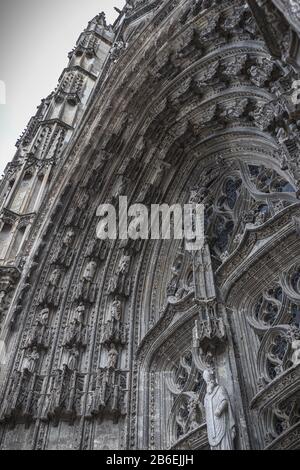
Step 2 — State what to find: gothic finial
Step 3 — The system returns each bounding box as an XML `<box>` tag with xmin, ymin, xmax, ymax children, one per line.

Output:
<box><xmin>97</xmin><ymin>12</ymin><xmax>107</xmax><ymax>27</ymax></box>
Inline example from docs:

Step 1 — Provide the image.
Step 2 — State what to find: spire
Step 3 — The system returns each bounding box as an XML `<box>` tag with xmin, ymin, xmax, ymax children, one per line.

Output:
<box><xmin>87</xmin><ymin>11</ymin><xmax>113</xmax><ymax>35</ymax></box>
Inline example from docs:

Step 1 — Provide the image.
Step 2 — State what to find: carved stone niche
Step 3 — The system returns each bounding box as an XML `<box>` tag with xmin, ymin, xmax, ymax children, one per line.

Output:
<box><xmin>85</xmin><ymin>368</ymin><xmax>128</xmax><ymax>423</ymax></box>
<box><xmin>100</xmin><ymin>298</ymin><xmax>128</xmax><ymax>346</ymax></box>
<box><xmin>51</xmin><ymin>229</ymin><xmax>76</xmax><ymax>268</ymax></box>
<box><xmin>108</xmin><ymin>255</ymin><xmax>132</xmax><ymax>298</ymax></box>
<box><xmin>192</xmin><ymin>299</ymin><xmax>227</xmax><ymax>358</ymax></box>
<box><xmin>0</xmin><ymin>369</ymin><xmax>44</xmax><ymax>427</ymax></box>
<box><xmin>38</xmin><ymin>268</ymin><xmax>63</xmax><ymax>307</ymax></box>
<box><xmin>25</xmin><ymin>308</ymin><xmax>50</xmax><ymax>351</ymax></box>
<box><xmin>73</xmin><ymin>261</ymin><xmax>98</xmax><ymax>304</ymax></box>
<box><xmin>43</xmin><ymin>367</ymin><xmax>84</xmax><ymax>426</ymax></box>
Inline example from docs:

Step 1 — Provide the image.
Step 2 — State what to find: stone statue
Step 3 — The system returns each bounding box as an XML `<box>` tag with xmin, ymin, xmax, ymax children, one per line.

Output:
<box><xmin>83</xmin><ymin>261</ymin><xmax>97</xmax><ymax>283</ymax></box>
<box><xmin>203</xmin><ymin>368</ymin><xmax>236</xmax><ymax>450</ymax></box>
<box><xmin>27</xmin><ymin>308</ymin><xmax>49</xmax><ymax>347</ymax></box>
<box><xmin>39</xmin><ymin>308</ymin><xmax>50</xmax><ymax>326</ymax></box>
<box><xmin>63</xmin><ymin>229</ymin><xmax>75</xmax><ymax>247</ymax></box>
<box><xmin>0</xmin><ymin>290</ymin><xmax>6</xmax><ymax>307</ymax></box>
<box><xmin>49</xmin><ymin>269</ymin><xmax>61</xmax><ymax>287</ymax></box>
<box><xmin>65</xmin><ymin>319</ymin><xmax>81</xmax><ymax>346</ymax></box>
<box><xmin>108</xmin><ymin>299</ymin><xmax>122</xmax><ymax>323</ymax></box>
<box><xmin>291</xmin><ymin>339</ymin><xmax>300</xmax><ymax>366</ymax></box>
<box><xmin>74</xmin><ymin>303</ymin><xmax>85</xmax><ymax>324</ymax></box>
<box><xmin>68</xmin><ymin>347</ymin><xmax>80</xmax><ymax>371</ymax></box>
<box><xmin>107</xmin><ymin>344</ymin><xmax>118</xmax><ymax>369</ymax></box>
<box><xmin>118</xmin><ymin>255</ymin><xmax>130</xmax><ymax>275</ymax></box>
<box><xmin>152</xmin><ymin>164</ymin><xmax>165</xmax><ymax>187</ymax></box>
<box><xmin>109</xmin><ymin>255</ymin><xmax>131</xmax><ymax>296</ymax></box>
<box><xmin>23</xmin><ymin>347</ymin><xmax>40</xmax><ymax>374</ymax></box>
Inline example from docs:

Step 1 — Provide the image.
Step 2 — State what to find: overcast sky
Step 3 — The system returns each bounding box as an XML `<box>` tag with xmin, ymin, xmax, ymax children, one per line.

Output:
<box><xmin>0</xmin><ymin>0</ymin><xmax>125</xmax><ymax>175</ymax></box>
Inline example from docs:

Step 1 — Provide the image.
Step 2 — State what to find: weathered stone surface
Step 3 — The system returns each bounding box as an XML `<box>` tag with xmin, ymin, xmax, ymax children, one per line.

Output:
<box><xmin>0</xmin><ymin>0</ymin><xmax>300</xmax><ymax>450</ymax></box>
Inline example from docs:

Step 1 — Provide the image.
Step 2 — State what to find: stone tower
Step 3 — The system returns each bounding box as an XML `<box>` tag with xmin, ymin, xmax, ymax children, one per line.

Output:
<box><xmin>0</xmin><ymin>0</ymin><xmax>300</xmax><ymax>450</ymax></box>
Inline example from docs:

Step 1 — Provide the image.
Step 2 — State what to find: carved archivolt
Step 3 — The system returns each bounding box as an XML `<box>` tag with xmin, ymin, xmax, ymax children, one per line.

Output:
<box><xmin>1</xmin><ymin>0</ymin><xmax>300</xmax><ymax>450</ymax></box>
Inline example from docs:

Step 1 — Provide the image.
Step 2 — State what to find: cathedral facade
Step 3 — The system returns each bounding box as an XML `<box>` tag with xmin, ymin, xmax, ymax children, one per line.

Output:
<box><xmin>0</xmin><ymin>0</ymin><xmax>300</xmax><ymax>450</ymax></box>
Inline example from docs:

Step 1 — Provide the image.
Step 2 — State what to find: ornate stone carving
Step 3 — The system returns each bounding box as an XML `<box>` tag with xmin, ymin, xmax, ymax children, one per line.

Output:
<box><xmin>25</xmin><ymin>308</ymin><xmax>50</xmax><ymax>350</ymax></box>
<box><xmin>1</xmin><ymin>0</ymin><xmax>300</xmax><ymax>451</ymax></box>
<box><xmin>74</xmin><ymin>261</ymin><xmax>98</xmax><ymax>303</ymax></box>
<box><xmin>193</xmin><ymin>301</ymin><xmax>227</xmax><ymax>357</ymax></box>
<box><xmin>203</xmin><ymin>369</ymin><xmax>236</xmax><ymax>450</ymax></box>
<box><xmin>108</xmin><ymin>255</ymin><xmax>131</xmax><ymax>297</ymax></box>
<box><xmin>22</xmin><ymin>348</ymin><xmax>40</xmax><ymax>374</ymax></box>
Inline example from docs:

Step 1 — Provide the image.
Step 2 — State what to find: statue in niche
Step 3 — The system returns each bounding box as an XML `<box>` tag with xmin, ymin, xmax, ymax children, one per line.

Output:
<box><xmin>74</xmin><ymin>261</ymin><xmax>98</xmax><ymax>303</ymax></box>
<box><xmin>102</xmin><ymin>299</ymin><xmax>125</xmax><ymax>345</ymax></box>
<box><xmin>63</xmin><ymin>229</ymin><xmax>75</xmax><ymax>246</ymax></box>
<box><xmin>74</xmin><ymin>303</ymin><xmax>85</xmax><ymax>324</ymax></box>
<box><xmin>53</xmin><ymin>229</ymin><xmax>75</xmax><ymax>267</ymax></box>
<box><xmin>26</xmin><ymin>308</ymin><xmax>49</xmax><ymax>348</ymax></box>
<box><xmin>109</xmin><ymin>255</ymin><xmax>131</xmax><ymax>296</ymax></box>
<box><xmin>23</xmin><ymin>347</ymin><xmax>40</xmax><ymax>374</ymax></box>
<box><xmin>291</xmin><ymin>338</ymin><xmax>300</xmax><ymax>366</ymax></box>
<box><xmin>86</xmin><ymin>237</ymin><xmax>109</xmax><ymax>262</ymax></box>
<box><xmin>65</xmin><ymin>192</ymin><xmax>89</xmax><ymax>228</ymax></box>
<box><xmin>64</xmin><ymin>319</ymin><xmax>81</xmax><ymax>346</ymax></box>
<box><xmin>203</xmin><ymin>368</ymin><xmax>236</xmax><ymax>450</ymax></box>
<box><xmin>67</xmin><ymin>347</ymin><xmax>80</xmax><ymax>371</ymax></box>
<box><xmin>39</xmin><ymin>268</ymin><xmax>62</xmax><ymax>307</ymax></box>
<box><xmin>49</xmin><ymin>269</ymin><xmax>62</xmax><ymax>287</ymax></box>
<box><xmin>108</xmin><ymin>298</ymin><xmax>122</xmax><ymax>323</ymax></box>
<box><xmin>83</xmin><ymin>261</ymin><xmax>97</xmax><ymax>283</ymax></box>
<box><xmin>152</xmin><ymin>163</ymin><xmax>166</xmax><ymax>188</ymax></box>
<box><xmin>114</xmin><ymin>176</ymin><xmax>127</xmax><ymax>199</ymax></box>
<box><xmin>0</xmin><ymin>290</ymin><xmax>6</xmax><ymax>308</ymax></box>
<box><xmin>119</xmin><ymin>255</ymin><xmax>130</xmax><ymax>276</ymax></box>
<box><xmin>39</xmin><ymin>307</ymin><xmax>50</xmax><ymax>326</ymax></box>
<box><xmin>167</xmin><ymin>252</ymin><xmax>184</xmax><ymax>297</ymax></box>
<box><xmin>107</xmin><ymin>343</ymin><xmax>118</xmax><ymax>370</ymax></box>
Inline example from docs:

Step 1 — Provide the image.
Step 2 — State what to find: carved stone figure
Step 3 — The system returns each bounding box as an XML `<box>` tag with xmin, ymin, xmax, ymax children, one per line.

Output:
<box><xmin>49</xmin><ymin>269</ymin><xmax>62</xmax><ymax>287</ymax></box>
<box><xmin>83</xmin><ymin>261</ymin><xmax>97</xmax><ymax>283</ymax></box>
<box><xmin>23</xmin><ymin>347</ymin><xmax>40</xmax><ymax>374</ymax></box>
<box><xmin>67</xmin><ymin>347</ymin><xmax>80</xmax><ymax>371</ymax></box>
<box><xmin>38</xmin><ymin>269</ymin><xmax>62</xmax><ymax>307</ymax></box>
<box><xmin>26</xmin><ymin>308</ymin><xmax>49</xmax><ymax>348</ymax></box>
<box><xmin>74</xmin><ymin>303</ymin><xmax>85</xmax><ymax>324</ymax></box>
<box><xmin>291</xmin><ymin>340</ymin><xmax>300</xmax><ymax>366</ymax></box>
<box><xmin>107</xmin><ymin>344</ymin><xmax>118</xmax><ymax>370</ymax></box>
<box><xmin>108</xmin><ymin>298</ymin><xmax>122</xmax><ymax>323</ymax></box>
<box><xmin>74</xmin><ymin>261</ymin><xmax>98</xmax><ymax>304</ymax></box>
<box><xmin>203</xmin><ymin>369</ymin><xmax>236</xmax><ymax>450</ymax></box>
<box><xmin>63</xmin><ymin>229</ymin><xmax>75</xmax><ymax>247</ymax></box>
<box><xmin>109</xmin><ymin>255</ymin><xmax>131</xmax><ymax>297</ymax></box>
<box><xmin>52</xmin><ymin>229</ymin><xmax>75</xmax><ymax>267</ymax></box>
<box><xmin>39</xmin><ymin>308</ymin><xmax>50</xmax><ymax>326</ymax></box>
<box><xmin>0</xmin><ymin>290</ymin><xmax>6</xmax><ymax>307</ymax></box>
<box><xmin>109</xmin><ymin>41</ymin><xmax>127</xmax><ymax>63</ymax></box>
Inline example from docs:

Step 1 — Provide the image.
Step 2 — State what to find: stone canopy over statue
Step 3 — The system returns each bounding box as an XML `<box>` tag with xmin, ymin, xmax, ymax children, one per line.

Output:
<box><xmin>203</xmin><ymin>368</ymin><xmax>236</xmax><ymax>450</ymax></box>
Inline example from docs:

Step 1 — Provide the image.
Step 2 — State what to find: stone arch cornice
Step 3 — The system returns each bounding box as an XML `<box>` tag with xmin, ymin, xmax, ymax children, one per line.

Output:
<box><xmin>217</xmin><ymin>206</ymin><xmax>300</xmax><ymax>305</ymax></box>
<box><xmin>136</xmin><ymin>292</ymin><xmax>197</xmax><ymax>370</ymax></box>
<box><xmin>250</xmin><ymin>364</ymin><xmax>300</xmax><ymax>415</ymax></box>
